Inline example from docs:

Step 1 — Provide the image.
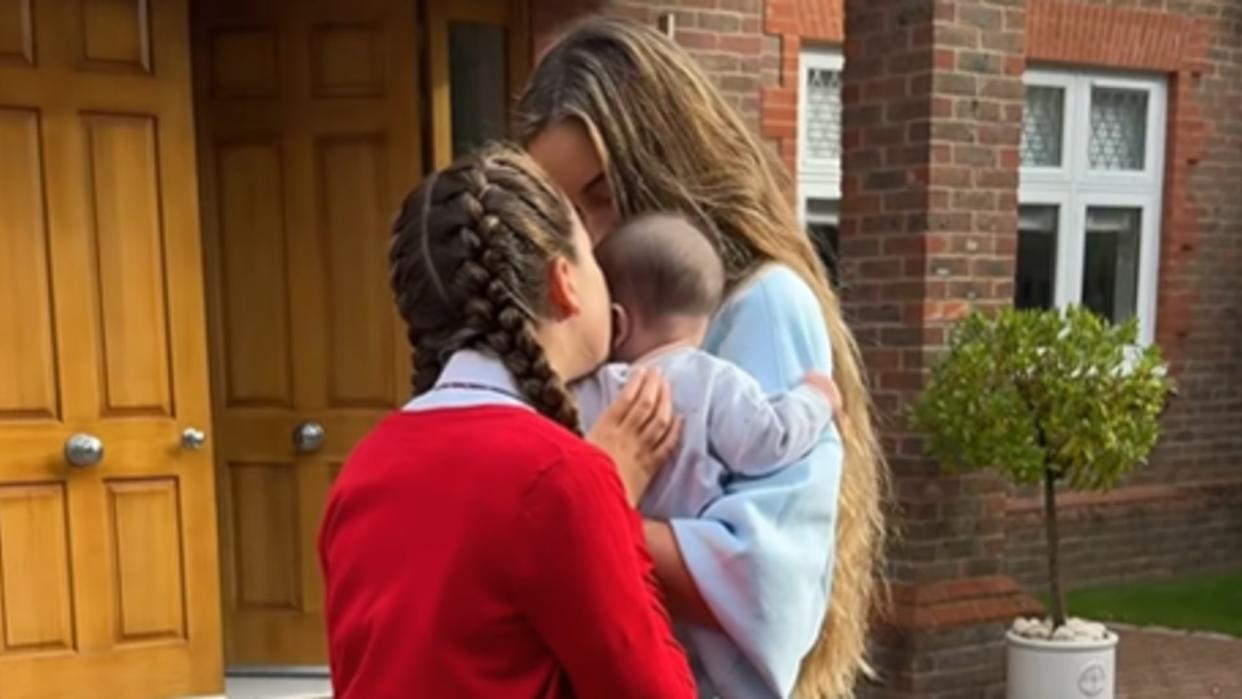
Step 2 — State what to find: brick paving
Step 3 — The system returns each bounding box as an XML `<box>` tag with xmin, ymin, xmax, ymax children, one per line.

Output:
<box><xmin>1117</xmin><ymin>627</ymin><xmax>1242</xmax><ymax>699</ymax></box>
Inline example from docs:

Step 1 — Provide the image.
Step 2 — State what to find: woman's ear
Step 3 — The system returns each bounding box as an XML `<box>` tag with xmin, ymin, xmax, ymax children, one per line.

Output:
<box><xmin>546</xmin><ymin>256</ymin><xmax>580</xmax><ymax>318</ymax></box>
<box><xmin>610</xmin><ymin>303</ymin><xmax>630</xmax><ymax>353</ymax></box>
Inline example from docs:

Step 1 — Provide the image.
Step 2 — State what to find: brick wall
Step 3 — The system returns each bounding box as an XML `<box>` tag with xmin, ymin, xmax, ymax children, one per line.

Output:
<box><xmin>532</xmin><ymin>0</ymin><xmax>777</xmax><ymax>133</ymax></box>
<box><xmin>1006</xmin><ymin>482</ymin><xmax>1242</xmax><ymax>591</ymax></box>
<box><xmin>759</xmin><ymin>0</ymin><xmax>845</xmax><ymax>173</ymax></box>
<box><xmin>841</xmin><ymin>0</ymin><xmax>1036</xmax><ymax>696</ymax></box>
<box><xmin>1005</xmin><ymin>0</ymin><xmax>1242</xmax><ymax>597</ymax></box>
<box><xmin>530</xmin><ymin>0</ymin><xmax>606</xmax><ymax>54</ymax></box>
<box><xmin>867</xmin><ymin>622</ymin><xmax>1009</xmax><ymax>699</ymax></box>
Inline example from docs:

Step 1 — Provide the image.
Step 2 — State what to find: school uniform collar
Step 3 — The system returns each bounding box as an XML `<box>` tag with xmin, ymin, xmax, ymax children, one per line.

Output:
<box><xmin>402</xmin><ymin>350</ymin><xmax>530</xmax><ymax>412</ymax></box>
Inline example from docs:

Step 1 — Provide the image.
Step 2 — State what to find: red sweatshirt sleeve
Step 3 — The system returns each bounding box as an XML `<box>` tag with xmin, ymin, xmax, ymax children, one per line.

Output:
<box><xmin>517</xmin><ymin>448</ymin><xmax>696</xmax><ymax>699</ymax></box>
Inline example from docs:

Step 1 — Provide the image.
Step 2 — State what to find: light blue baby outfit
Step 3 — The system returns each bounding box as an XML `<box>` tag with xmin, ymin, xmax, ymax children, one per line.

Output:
<box><xmin>574</xmin><ymin>346</ymin><xmax>833</xmax><ymax>521</ymax></box>
<box><xmin>583</xmin><ymin>265</ymin><xmax>844</xmax><ymax>699</ymax></box>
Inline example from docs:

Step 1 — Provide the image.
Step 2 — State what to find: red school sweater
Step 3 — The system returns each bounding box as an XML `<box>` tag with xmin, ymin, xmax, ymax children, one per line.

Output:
<box><xmin>319</xmin><ymin>406</ymin><xmax>696</xmax><ymax>699</ymax></box>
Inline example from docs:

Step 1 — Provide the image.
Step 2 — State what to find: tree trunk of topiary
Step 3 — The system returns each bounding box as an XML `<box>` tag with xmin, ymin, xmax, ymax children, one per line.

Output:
<box><xmin>1044</xmin><ymin>466</ymin><xmax>1068</xmax><ymax>629</ymax></box>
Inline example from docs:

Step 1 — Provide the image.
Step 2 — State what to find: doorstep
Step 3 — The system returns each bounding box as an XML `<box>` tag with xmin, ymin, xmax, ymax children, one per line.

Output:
<box><xmin>183</xmin><ymin>668</ymin><xmax>333</xmax><ymax>699</ymax></box>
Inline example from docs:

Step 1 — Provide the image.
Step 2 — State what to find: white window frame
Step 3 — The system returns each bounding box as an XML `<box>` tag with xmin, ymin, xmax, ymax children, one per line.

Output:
<box><xmin>797</xmin><ymin>46</ymin><xmax>844</xmax><ymax>223</ymax></box>
<box><xmin>1020</xmin><ymin>67</ymin><xmax>1167</xmax><ymax>345</ymax></box>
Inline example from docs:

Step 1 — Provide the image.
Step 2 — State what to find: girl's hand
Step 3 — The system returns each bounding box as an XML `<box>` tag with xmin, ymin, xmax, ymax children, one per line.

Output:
<box><xmin>586</xmin><ymin>368</ymin><xmax>682</xmax><ymax>505</ymax></box>
<box><xmin>802</xmin><ymin>371</ymin><xmax>844</xmax><ymax>420</ymax></box>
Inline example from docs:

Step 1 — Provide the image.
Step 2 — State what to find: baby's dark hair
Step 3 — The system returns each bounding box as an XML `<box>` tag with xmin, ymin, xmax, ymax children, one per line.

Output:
<box><xmin>595</xmin><ymin>213</ymin><xmax>726</xmax><ymax>320</ymax></box>
<box><xmin>388</xmin><ymin>144</ymin><xmax>580</xmax><ymax>433</ymax></box>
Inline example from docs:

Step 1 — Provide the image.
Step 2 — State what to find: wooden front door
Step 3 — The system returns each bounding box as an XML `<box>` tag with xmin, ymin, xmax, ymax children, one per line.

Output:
<box><xmin>0</xmin><ymin>0</ymin><xmax>223</xmax><ymax>697</ymax></box>
<box><xmin>193</xmin><ymin>0</ymin><xmax>532</xmax><ymax>667</ymax></box>
<box><xmin>192</xmin><ymin>0</ymin><xmax>421</xmax><ymax>666</ymax></box>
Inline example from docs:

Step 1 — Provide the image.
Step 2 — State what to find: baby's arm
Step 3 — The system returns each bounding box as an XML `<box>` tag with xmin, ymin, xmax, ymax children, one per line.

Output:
<box><xmin>707</xmin><ymin>359</ymin><xmax>837</xmax><ymax>477</ymax></box>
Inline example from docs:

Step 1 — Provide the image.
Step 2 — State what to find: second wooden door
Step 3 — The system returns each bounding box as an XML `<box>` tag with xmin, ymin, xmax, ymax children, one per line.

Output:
<box><xmin>193</xmin><ymin>0</ymin><xmax>420</xmax><ymax>666</ymax></box>
<box><xmin>194</xmin><ymin>0</ymin><xmax>529</xmax><ymax>667</ymax></box>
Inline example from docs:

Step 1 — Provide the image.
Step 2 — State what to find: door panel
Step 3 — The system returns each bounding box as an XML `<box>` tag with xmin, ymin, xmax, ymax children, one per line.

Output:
<box><xmin>79</xmin><ymin>0</ymin><xmax>152</xmax><ymax>72</ymax></box>
<box><xmin>193</xmin><ymin>0</ymin><xmax>421</xmax><ymax>666</ymax></box>
<box><xmin>85</xmin><ymin>113</ymin><xmax>175</xmax><ymax>416</ymax></box>
<box><xmin>230</xmin><ymin>462</ymin><xmax>301</xmax><ymax>609</ymax></box>
<box><xmin>0</xmin><ymin>0</ymin><xmax>222</xmax><ymax>696</ymax></box>
<box><xmin>0</xmin><ymin>484</ymin><xmax>74</xmax><ymax>652</ymax></box>
<box><xmin>214</xmin><ymin>139</ymin><xmax>295</xmax><ymax>409</ymax></box>
<box><xmin>0</xmin><ymin>0</ymin><xmax>34</xmax><ymax>67</ymax></box>
<box><xmin>318</xmin><ymin>134</ymin><xmax>398</xmax><ymax>408</ymax></box>
<box><xmin>0</xmin><ymin>108</ymin><xmax>58</xmax><ymax>421</ymax></box>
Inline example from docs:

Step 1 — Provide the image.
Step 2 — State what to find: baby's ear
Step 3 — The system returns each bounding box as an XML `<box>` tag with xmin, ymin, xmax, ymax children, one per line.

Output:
<box><xmin>610</xmin><ymin>303</ymin><xmax>630</xmax><ymax>353</ymax></box>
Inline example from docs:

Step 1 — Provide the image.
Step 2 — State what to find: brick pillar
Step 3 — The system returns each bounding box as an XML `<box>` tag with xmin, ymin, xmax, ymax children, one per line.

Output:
<box><xmin>839</xmin><ymin>1</ymin><xmax>1040</xmax><ymax>696</ymax></box>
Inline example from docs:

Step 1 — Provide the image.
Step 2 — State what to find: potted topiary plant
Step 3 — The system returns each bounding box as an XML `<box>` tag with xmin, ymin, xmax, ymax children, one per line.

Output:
<box><xmin>912</xmin><ymin>306</ymin><xmax>1172</xmax><ymax>699</ymax></box>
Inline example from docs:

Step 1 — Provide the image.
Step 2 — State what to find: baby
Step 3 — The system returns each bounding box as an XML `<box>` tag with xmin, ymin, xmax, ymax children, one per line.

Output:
<box><xmin>574</xmin><ymin>213</ymin><xmax>839</xmax><ymax>520</ymax></box>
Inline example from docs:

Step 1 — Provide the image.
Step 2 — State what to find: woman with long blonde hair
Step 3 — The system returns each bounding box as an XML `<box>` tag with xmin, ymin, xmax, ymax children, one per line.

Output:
<box><xmin>517</xmin><ymin>18</ymin><xmax>887</xmax><ymax>699</ymax></box>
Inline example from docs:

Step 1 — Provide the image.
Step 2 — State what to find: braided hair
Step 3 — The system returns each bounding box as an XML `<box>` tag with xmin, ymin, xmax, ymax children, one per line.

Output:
<box><xmin>389</xmin><ymin>144</ymin><xmax>582</xmax><ymax>433</ymax></box>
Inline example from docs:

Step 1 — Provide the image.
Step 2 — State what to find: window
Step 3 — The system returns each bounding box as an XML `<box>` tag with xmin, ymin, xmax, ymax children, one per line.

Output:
<box><xmin>1018</xmin><ymin>68</ymin><xmax>1166</xmax><ymax>343</ymax></box>
<box><xmin>798</xmin><ymin>47</ymin><xmax>844</xmax><ymax>287</ymax></box>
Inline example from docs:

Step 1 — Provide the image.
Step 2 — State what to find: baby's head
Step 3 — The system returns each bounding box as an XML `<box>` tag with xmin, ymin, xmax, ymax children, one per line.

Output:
<box><xmin>595</xmin><ymin>213</ymin><xmax>726</xmax><ymax>362</ymax></box>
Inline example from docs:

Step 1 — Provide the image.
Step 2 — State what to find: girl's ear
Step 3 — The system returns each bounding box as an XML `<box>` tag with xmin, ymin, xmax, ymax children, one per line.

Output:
<box><xmin>610</xmin><ymin>303</ymin><xmax>630</xmax><ymax>352</ymax></box>
<box><xmin>546</xmin><ymin>256</ymin><xmax>580</xmax><ymax>318</ymax></box>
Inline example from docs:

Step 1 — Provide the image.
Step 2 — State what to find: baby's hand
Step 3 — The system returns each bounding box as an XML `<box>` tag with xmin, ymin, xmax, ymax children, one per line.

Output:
<box><xmin>802</xmin><ymin>372</ymin><xmax>844</xmax><ymax>418</ymax></box>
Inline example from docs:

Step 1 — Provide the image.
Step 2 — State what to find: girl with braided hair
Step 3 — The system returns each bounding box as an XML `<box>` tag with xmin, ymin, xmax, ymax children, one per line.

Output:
<box><xmin>319</xmin><ymin>144</ymin><xmax>695</xmax><ymax>699</ymax></box>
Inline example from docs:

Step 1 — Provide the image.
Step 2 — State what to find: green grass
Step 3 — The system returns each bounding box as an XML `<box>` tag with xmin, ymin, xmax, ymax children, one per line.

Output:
<box><xmin>1045</xmin><ymin>571</ymin><xmax>1242</xmax><ymax>637</ymax></box>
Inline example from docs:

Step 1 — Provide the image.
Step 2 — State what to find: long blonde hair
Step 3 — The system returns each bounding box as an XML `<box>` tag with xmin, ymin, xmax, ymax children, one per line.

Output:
<box><xmin>516</xmin><ymin>18</ymin><xmax>889</xmax><ymax>698</ymax></box>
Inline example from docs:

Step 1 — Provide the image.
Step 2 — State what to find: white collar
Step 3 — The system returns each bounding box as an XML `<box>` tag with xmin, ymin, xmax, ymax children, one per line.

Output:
<box><xmin>403</xmin><ymin>350</ymin><xmax>530</xmax><ymax>412</ymax></box>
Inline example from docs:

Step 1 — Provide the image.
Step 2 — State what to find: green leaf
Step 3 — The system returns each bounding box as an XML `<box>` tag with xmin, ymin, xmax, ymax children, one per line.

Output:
<box><xmin>911</xmin><ymin>306</ymin><xmax>1172</xmax><ymax>490</ymax></box>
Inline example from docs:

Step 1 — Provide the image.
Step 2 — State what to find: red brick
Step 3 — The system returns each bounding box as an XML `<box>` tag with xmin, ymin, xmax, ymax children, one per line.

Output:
<box><xmin>979</xmin><ymin>76</ymin><xmax>1023</xmax><ymax>100</ymax></box>
<box><xmin>675</xmin><ymin>28</ymin><xmax>719</xmax><ymax>50</ymax></box>
<box><xmin>932</xmin><ymin>48</ymin><xmax>956</xmax><ymax>71</ymax></box>
<box><xmin>718</xmin><ymin>32</ymin><xmax>762</xmax><ymax>54</ymax></box>
<box><xmin>1026</xmin><ymin>0</ymin><xmax>1191</xmax><ymax>72</ymax></box>
<box><xmin>697</xmin><ymin>11</ymin><xmax>741</xmax><ymax>33</ymax></box>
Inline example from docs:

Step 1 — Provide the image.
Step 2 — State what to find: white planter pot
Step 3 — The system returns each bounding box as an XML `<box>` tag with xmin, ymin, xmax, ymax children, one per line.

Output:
<box><xmin>1006</xmin><ymin>628</ymin><xmax>1118</xmax><ymax>699</ymax></box>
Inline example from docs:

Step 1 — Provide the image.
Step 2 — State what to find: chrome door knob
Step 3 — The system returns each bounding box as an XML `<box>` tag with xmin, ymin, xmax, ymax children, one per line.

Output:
<box><xmin>181</xmin><ymin>427</ymin><xmax>207</xmax><ymax>451</ymax></box>
<box><xmin>293</xmin><ymin>421</ymin><xmax>325</xmax><ymax>453</ymax></box>
<box><xmin>65</xmin><ymin>433</ymin><xmax>104</xmax><ymax>468</ymax></box>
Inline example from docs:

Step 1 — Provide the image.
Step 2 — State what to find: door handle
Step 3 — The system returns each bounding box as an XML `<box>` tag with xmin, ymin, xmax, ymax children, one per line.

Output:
<box><xmin>65</xmin><ymin>433</ymin><xmax>104</xmax><ymax>468</ymax></box>
<box><xmin>181</xmin><ymin>427</ymin><xmax>207</xmax><ymax>451</ymax></box>
<box><xmin>293</xmin><ymin>421</ymin><xmax>325</xmax><ymax>454</ymax></box>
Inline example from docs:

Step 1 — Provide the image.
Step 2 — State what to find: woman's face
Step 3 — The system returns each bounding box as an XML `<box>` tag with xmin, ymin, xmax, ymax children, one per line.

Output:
<box><xmin>528</xmin><ymin>119</ymin><xmax>620</xmax><ymax>245</ymax></box>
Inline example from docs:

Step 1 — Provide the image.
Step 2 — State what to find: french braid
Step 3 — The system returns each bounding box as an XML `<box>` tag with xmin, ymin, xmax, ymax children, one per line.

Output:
<box><xmin>389</xmin><ymin>145</ymin><xmax>582</xmax><ymax>433</ymax></box>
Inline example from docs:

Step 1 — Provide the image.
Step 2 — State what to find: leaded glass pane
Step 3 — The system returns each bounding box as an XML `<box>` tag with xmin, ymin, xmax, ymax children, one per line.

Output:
<box><xmin>805</xmin><ymin>68</ymin><xmax>841</xmax><ymax>161</ymax></box>
<box><xmin>1021</xmin><ymin>85</ymin><xmax>1064</xmax><ymax>167</ymax></box>
<box><xmin>1088</xmin><ymin>87</ymin><xmax>1148</xmax><ymax>170</ymax></box>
